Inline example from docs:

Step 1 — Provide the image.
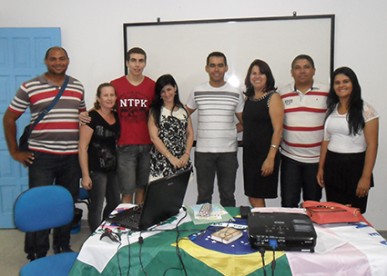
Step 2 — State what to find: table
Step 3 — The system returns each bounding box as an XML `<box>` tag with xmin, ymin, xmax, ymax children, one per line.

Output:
<box><xmin>70</xmin><ymin>206</ymin><xmax>387</xmax><ymax>276</ymax></box>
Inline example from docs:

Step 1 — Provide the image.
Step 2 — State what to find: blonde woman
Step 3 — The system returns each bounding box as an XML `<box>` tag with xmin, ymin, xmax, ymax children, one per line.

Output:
<box><xmin>79</xmin><ymin>83</ymin><xmax>120</xmax><ymax>232</ymax></box>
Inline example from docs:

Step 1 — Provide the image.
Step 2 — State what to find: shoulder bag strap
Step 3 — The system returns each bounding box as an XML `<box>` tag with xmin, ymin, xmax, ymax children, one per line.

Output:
<box><xmin>27</xmin><ymin>75</ymin><xmax>70</xmax><ymax>135</ymax></box>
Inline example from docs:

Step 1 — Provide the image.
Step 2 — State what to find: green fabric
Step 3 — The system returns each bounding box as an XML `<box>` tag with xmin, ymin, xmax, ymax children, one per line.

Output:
<box><xmin>69</xmin><ymin>208</ymin><xmax>292</xmax><ymax>275</ymax></box>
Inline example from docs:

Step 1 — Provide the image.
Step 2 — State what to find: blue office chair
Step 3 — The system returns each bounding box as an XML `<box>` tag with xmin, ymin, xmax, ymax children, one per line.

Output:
<box><xmin>76</xmin><ymin>187</ymin><xmax>90</xmax><ymax>210</ymax></box>
<box><xmin>14</xmin><ymin>185</ymin><xmax>78</xmax><ymax>276</ymax></box>
<box><xmin>71</xmin><ymin>187</ymin><xmax>90</xmax><ymax>233</ymax></box>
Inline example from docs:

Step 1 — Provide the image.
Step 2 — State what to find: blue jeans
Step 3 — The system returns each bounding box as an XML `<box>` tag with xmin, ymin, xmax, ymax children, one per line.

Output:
<box><xmin>117</xmin><ymin>145</ymin><xmax>151</xmax><ymax>195</ymax></box>
<box><xmin>195</xmin><ymin>152</ymin><xmax>238</xmax><ymax>207</ymax></box>
<box><xmin>25</xmin><ymin>152</ymin><xmax>80</xmax><ymax>257</ymax></box>
<box><xmin>280</xmin><ymin>154</ymin><xmax>322</xmax><ymax>207</ymax></box>
<box><xmin>88</xmin><ymin>171</ymin><xmax>120</xmax><ymax>232</ymax></box>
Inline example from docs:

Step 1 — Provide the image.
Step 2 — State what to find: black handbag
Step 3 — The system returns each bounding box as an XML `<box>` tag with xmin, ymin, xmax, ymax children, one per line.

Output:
<box><xmin>19</xmin><ymin>125</ymin><xmax>32</xmax><ymax>151</ymax></box>
<box><xmin>18</xmin><ymin>76</ymin><xmax>69</xmax><ymax>150</ymax></box>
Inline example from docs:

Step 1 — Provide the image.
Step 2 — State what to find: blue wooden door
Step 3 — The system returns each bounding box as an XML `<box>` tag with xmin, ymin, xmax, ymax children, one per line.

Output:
<box><xmin>0</xmin><ymin>28</ymin><xmax>61</xmax><ymax>228</ymax></box>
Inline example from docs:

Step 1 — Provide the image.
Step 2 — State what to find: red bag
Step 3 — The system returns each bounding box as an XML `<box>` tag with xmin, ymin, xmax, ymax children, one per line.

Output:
<box><xmin>302</xmin><ymin>201</ymin><xmax>370</xmax><ymax>225</ymax></box>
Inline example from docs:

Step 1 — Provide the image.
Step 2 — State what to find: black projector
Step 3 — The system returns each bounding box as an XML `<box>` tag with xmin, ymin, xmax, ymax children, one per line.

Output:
<box><xmin>248</xmin><ymin>212</ymin><xmax>317</xmax><ymax>252</ymax></box>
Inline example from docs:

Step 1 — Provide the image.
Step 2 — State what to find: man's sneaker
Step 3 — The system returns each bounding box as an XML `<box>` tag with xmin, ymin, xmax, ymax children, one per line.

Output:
<box><xmin>53</xmin><ymin>246</ymin><xmax>62</xmax><ymax>254</ymax></box>
<box><xmin>61</xmin><ymin>246</ymin><xmax>74</xmax><ymax>253</ymax></box>
<box><xmin>27</xmin><ymin>253</ymin><xmax>36</xmax><ymax>262</ymax></box>
<box><xmin>54</xmin><ymin>245</ymin><xmax>74</xmax><ymax>254</ymax></box>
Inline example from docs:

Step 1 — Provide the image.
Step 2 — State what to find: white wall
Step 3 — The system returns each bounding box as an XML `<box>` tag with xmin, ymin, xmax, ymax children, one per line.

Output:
<box><xmin>2</xmin><ymin>0</ymin><xmax>386</xmax><ymax>229</ymax></box>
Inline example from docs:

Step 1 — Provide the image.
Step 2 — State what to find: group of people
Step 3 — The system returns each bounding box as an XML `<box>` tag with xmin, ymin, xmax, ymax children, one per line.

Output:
<box><xmin>279</xmin><ymin>55</ymin><xmax>378</xmax><ymax>216</ymax></box>
<box><xmin>3</xmin><ymin>46</ymin><xmax>379</xmax><ymax>262</ymax></box>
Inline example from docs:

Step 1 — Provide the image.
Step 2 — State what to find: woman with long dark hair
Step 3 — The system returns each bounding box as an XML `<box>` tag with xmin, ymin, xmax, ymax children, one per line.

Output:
<box><xmin>148</xmin><ymin>74</ymin><xmax>194</xmax><ymax>180</ymax></box>
<box><xmin>317</xmin><ymin>67</ymin><xmax>379</xmax><ymax>213</ymax></box>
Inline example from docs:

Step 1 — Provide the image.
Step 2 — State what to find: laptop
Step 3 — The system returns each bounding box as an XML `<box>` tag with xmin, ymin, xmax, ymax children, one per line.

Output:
<box><xmin>107</xmin><ymin>168</ymin><xmax>192</xmax><ymax>231</ymax></box>
<box><xmin>248</xmin><ymin>212</ymin><xmax>317</xmax><ymax>252</ymax></box>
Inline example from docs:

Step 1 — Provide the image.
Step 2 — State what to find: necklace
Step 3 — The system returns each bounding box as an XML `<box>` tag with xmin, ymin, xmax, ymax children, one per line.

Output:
<box><xmin>251</xmin><ymin>92</ymin><xmax>269</xmax><ymax>101</ymax></box>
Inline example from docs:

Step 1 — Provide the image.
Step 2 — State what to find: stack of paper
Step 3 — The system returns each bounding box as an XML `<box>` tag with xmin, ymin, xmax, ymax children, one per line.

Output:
<box><xmin>187</xmin><ymin>203</ymin><xmax>234</xmax><ymax>225</ymax></box>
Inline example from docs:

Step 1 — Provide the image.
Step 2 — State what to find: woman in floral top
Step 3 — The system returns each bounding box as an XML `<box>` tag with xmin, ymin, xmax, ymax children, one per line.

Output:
<box><xmin>148</xmin><ymin>74</ymin><xmax>194</xmax><ymax>180</ymax></box>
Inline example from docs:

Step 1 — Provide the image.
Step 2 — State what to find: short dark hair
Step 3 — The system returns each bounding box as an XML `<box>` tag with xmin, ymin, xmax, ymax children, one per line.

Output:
<box><xmin>45</xmin><ymin>46</ymin><xmax>68</xmax><ymax>60</ymax></box>
<box><xmin>206</xmin><ymin>51</ymin><xmax>227</xmax><ymax>66</ymax></box>
<box><xmin>126</xmin><ymin>47</ymin><xmax>147</xmax><ymax>62</ymax></box>
<box><xmin>291</xmin><ymin>54</ymin><xmax>315</xmax><ymax>69</ymax></box>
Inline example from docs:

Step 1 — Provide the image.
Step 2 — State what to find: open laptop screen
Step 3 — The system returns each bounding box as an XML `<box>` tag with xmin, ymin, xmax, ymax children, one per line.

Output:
<box><xmin>138</xmin><ymin>168</ymin><xmax>192</xmax><ymax>230</ymax></box>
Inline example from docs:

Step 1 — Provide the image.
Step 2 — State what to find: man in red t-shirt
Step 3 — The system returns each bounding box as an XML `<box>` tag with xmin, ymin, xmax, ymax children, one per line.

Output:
<box><xmin>111</xmin><ymin>47</ymin><xmax>155</xmax><ymax>204</ymax></box>
<box><xmin>80</xmin><ymin>47</ymin><xmax>155</xmax><ymax>204</ymax></box>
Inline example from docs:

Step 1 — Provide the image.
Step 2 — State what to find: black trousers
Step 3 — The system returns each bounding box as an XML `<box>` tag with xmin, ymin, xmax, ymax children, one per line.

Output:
<box><xmin>24</xmin><ymin>153</ymin><xmax>80</xmax><ymax>256</ymax></box>
<box><xmin>324</xmin><ymin>150</ymin><xmax>372</xmax><ymax>214</ymax></box>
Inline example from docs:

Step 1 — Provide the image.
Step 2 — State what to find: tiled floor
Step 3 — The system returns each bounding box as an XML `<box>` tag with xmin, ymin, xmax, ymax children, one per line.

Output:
<box><xmin>0</xmin><ymin>221</ymin><xmax>90</xmax><ymax>276</ymax></box>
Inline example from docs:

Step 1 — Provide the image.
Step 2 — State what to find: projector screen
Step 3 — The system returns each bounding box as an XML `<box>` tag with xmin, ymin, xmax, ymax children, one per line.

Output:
<box><xmin>123</xmin><ymin>14</ymin><xmax>335</xmax><ymax>103</ymax></box>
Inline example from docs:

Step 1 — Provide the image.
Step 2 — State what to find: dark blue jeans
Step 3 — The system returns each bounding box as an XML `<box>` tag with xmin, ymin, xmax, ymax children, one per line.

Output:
<box><xmin>25</xmin><ymin>152</ymin><xmax>80</xmax><ymax>257</ymax></box>
<box><xmin>280</xmin><ymin>154</ymin><xmax>322</xmax><ymax>207</ymax></box>
<box><xmin>88</xmin><ymin>170</ymin><xmax>120</xmax><ymax>232</ymax></box>
<box><xmin>195</xmin><ymin>151</ymin><xmax>238</xmax><ymax>207</ymax></box>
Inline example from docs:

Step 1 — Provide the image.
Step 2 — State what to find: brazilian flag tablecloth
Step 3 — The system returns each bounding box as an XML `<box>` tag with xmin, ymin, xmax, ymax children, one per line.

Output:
<box><xmin>70</xmin><ymin>207</ymin><xmax>291</xmax><ymax>275</ymax></box>
<box><xmin>70</xmin><ymin>206</ymin><xmax>387</xmax><ymax>275</ymax></box>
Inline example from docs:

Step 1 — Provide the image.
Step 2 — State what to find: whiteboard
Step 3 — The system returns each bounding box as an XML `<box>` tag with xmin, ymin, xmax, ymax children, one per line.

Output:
<box><xmin>123</xmin><ymin>15</ymin><xmax>335</xmax><ymax>207</ymax></box>
<box><xmin>123</xmin><ymin>15</ymin><xmax>335</xmax><ymax>102</ymax></box>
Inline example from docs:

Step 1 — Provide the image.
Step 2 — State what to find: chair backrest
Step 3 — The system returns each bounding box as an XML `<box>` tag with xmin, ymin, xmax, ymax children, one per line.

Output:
<box><xmin>78</xmin><ymin>187</ymin><xmax>90</xmax><ymax>201</ymax></box>
<box><xmin>14</xmin><ymin>185</ymin><xmax>74</xmax><ymax>232</ymax></box>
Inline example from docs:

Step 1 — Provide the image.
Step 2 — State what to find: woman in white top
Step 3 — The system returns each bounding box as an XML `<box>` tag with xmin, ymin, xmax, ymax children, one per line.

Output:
<box><xmin>317</xmin><ymin>67</ymin><xmax>379</xmax><ymax>213</ymax></box>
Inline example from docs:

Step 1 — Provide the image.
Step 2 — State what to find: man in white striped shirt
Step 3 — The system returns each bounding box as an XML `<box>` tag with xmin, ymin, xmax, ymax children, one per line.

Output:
<box><xmin>186</xmin><ymin>52</ymin><xmax>244</xmax><ymax>207</ymax></box>
<box><xmin>278</xmin><ymin>54</ymin><xmax>329</xmax><ymax>207</ymax></box>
